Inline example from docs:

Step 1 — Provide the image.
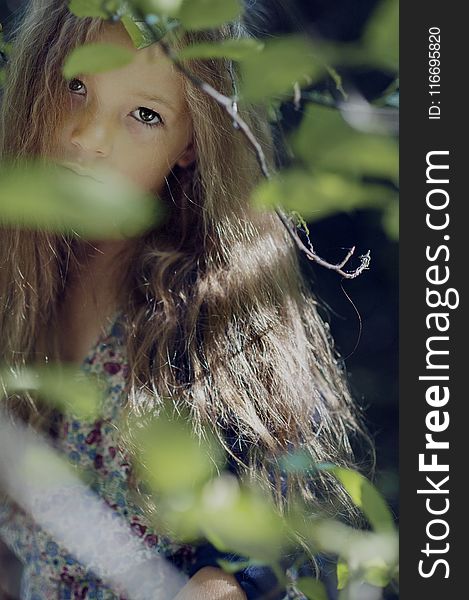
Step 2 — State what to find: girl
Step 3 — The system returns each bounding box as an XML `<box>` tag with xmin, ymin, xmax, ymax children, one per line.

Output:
<box><xmin>0</xmin><ymin>0</ymin><xmax>372</xmax><ymax>598</ymax></box>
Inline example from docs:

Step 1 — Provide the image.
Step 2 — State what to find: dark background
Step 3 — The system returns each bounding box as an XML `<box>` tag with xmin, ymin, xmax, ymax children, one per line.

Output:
<box><xmin>0</xmin><ymin>0</ymin><xmax>398</xmax><ymax>598</ymax></box>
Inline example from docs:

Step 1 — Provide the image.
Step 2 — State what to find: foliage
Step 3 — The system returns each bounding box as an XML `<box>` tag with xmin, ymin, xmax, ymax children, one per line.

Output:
<box><xmin>0</xmin><ymin>161</ymin><xmax>160</xmax><ymax>238</ymax></box>
<box><xmin>0</xmin><ymin>364</ymin><xmax>102</xmax><ymax>420</ymax></box>
<box><xmin>177</xmin><ymin>0</ymin><xmax>243</xmax><ymax>31</ymax></box>
<box><xmin>62</xmin><ymin>42</ymin><xmax>135</xmax><ymax>78</ymax></box>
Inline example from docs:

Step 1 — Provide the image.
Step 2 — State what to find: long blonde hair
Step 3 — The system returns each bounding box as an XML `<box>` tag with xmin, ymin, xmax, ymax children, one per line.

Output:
<box><xmin>0</xmin><ymin>0</ymin><xmax>373</xmax><ymax>552</ymax></box>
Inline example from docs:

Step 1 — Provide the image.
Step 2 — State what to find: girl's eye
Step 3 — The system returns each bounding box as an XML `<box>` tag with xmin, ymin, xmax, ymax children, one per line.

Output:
<box><xmin>68</xmin><ymin>78</ymin><xmax>86</xmax><ymax>95</ymax></box>
<box><xmin>131</xmin><ymin>107</ymin><xmax>164</xmax><ymax>129</ymax></box>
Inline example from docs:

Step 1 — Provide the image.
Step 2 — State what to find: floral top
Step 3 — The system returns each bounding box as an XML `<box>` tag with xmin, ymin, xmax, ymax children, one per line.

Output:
<box><xmin>0</xmin><ymin>310</ymin><xmax>334</xmax><ymax>600</ymax></box>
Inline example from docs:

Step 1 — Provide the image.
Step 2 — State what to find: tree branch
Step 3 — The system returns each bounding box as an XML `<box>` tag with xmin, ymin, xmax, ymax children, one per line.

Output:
<box><xmin>126</xmin><ymin>7</ymin><xmax>370</xmax><ymax>279</ymax></box>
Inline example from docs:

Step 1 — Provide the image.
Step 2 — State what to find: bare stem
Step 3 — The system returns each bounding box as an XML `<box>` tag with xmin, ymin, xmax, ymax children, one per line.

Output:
<box><xmin>129</xmin><ymin>8</ymin><xmax>370</xmax><ymax>279</ymax></box>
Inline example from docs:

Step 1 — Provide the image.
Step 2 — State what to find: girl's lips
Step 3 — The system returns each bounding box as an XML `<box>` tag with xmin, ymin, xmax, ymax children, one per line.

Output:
<box><xmin>58</xmin><ymin>162</ymin><xmax>103</xmax><ymax>183</ymax></box>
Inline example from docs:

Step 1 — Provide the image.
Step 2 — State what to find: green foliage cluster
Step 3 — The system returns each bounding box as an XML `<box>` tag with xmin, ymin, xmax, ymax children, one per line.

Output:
<box><xmin>0</xmin><ymin>0</ymin><xmax>399</xmax><ymax>597</ymax></box>
<box><xmin>0</xmin><ymin>161</ymin><xmax>160</xmax><ymax>237</ymax></box>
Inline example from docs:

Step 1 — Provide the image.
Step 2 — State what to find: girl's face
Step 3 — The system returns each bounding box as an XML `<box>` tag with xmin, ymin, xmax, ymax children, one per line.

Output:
<box><xmin>56</xmin><ymin>22</ymin><xmax>195</xmax><ymax>195</ymax></box>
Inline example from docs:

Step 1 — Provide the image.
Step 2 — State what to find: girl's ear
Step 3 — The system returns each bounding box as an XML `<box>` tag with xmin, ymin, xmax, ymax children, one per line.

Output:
<box><xmin>176</xmin><ymin>141</ymin><xmax>196</xmax><ymax>168</ymax></box>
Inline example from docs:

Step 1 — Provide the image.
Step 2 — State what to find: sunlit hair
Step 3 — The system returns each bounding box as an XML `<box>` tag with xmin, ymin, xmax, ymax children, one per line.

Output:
<box><xmin>0</xmin><ymin>0</ymin><xmax>374</xmax><ymax>565</ymax></box>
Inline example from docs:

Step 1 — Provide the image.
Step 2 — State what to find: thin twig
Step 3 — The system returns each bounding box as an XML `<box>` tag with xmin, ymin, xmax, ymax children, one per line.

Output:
<box><xmin>127</xmin><ymin>8</ymin><xmax>370</xmax><ymax>279</ymax></box>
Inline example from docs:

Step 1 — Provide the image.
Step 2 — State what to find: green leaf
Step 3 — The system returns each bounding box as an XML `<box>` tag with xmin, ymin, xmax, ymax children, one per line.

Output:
<box><xmin>121</xmin><ymin>15</ymin><xmax>157</xmax><ymax>48</ymax></box>
<box><xmin>292</xmin><ymin>104</ymin><xmax>399</xmax><ymax>184</ymax></box>
<box><xmin>321</xmin><ymin>466</ymin><xmax>396</xmax><ymax>534</ymax></box>
<box><xmin>135</xmin><ymin>412</ymin><xmax>226</xmax><ymax>495</ymax></box>
<box><xmin>336</xmin><ymin>558</ymin><xmax>349</xmax><ymax>590</ymax></box>
<box><xmin>296</xmin><ymin>576</ymin><xmax>328</xmax><ymax>600</ymax></box>
<box><xmin>151</xmin><ymin>491</ymin><xmax>205</xmax><ymax>541</ymax></box>
<box><xmin>319</xmin><ymin>136</ymin><xmax>398</xmax><ymax>183</ymax></box>
<box><xmin>63</xmin><ymin>42</ymin><xmax>135</xmax><ymax>79</ymax></box>
<box><xmin>68</xmin><ymin>0</ymin><xmax>109</xmax><ymax>18</ymax></box>
<box><xmin>240</xmin><ymin>35</ymin><xmax>324</xmax><ymax>103</ymax></box>
<box><xmin>200</xmin><ymin>477</ymin><xmax>287</xmax><ymax>561</ymax></box>
<box><xmin>216</xmin><ymin>559</ymin><xmax>252</xmax><ymax>573</ymax></box>
<box><xmin>362</xmin><ymin>0</ymin><xmax>398</xmax><ymax>71</ymax></box>
<box><xmin>0</xmin><ymin>365</ymin><xmax>103</xmax><ymax>420</ymax></box>
<box><xmin>251</xmin><ymin>169</ymin><xmax>394</xmax><ymax>221</ymax></box>
<box><xmin>177</xmin><ymin>39</ymin><xmax>264</xmax><ymax>61</ymax></box>
<box><xmin>382</xmin><ymin>201</ymin><xmax>399</xmax><ymax>240</ymax></box>
<box><xmin>149</xmin><ymin>473</ymin><xmax>283</xmax><ymax>558</ymax></box>
<box><xmin>178</xmin><ymin>0</ymin><xmax>242</xmax><ymax>30</ymax></box>
<box><xmin>363</xmin><ymin>559</ymin><xmax>393</xmax><ymax>587</ymax></box>
<box><xmin>138</xmin><ymin>0</ymin><xmax>184</xmax><ymax>16</ymax></box>
<box><xmin>120</xmin><ymin>12</ymin><xmax>179</xmax><ymax>48</ymax></box>
<box><xmin>0</xmin><ymin>161</ymin><xmax>160</xmax><ymax>238</ymax></box>
<box><xmin>216</xmin><ymin>558</ymin><xmax>264</xmax><ymax>573</ymax></box>
<box><xmin>297</xmin><ymin>517</ymin><xmax>398</xmax><ymax>569</ymax></box>
<box><xmin>336</xmin><ymin>557</ymin><xmax>394</xmax><ymax>590</ymax></box>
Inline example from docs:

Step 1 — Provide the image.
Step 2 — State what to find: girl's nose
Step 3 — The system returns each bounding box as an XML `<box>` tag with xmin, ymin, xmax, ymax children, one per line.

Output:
<box><xmin>70</xmin><ymin>105</ymin><xmax>113</xmax><ymax>158</ymax></box>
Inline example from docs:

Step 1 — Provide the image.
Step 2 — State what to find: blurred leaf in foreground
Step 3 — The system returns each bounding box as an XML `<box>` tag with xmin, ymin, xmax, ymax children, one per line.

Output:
<box><xmin>135</xmin><ymin>410</ymin><xmax>288</xmax><ymax>561</ymax></box>
<box><xmin>302</xmin><ymin>518</ymin><xmax>398</xmax><ymax>571</ymax></box>
<box><xmin>319</xmin><ymin>464</ymin><xmax>396</xmax><ymax>534</ymax></box>
<box><xmin>292</xmin><ymin>104</ymin><xmax>398</xmax><ymax>185</ymax></box>
<box><xmin>239</xmin><ymin>35</ymin><xmax>324</xmax><ymax>103</ymax></box>
<box><xmin>0</xmin><ymin>161</ymin><xmax>160</xmax><ymax>238</ymax></box>
<box><xmin>296</xmin><ymin>576</ymin><xmax>328</xmax><ymax>600</ymax></box>
<box><xmin>337</xmin><ymin>558</ymin><xmax>349</xmax><ymax>590</ymax></box>
<box><xmin>176</xmin><ymin>38</ymin><xmax>264</xmax><ymax>61</ymax></box>
<box><xmin>120</xmin><ymin>14</ymin><xmax>157</xmax><ymax>49</ymax></box>
<box><xmin>177</xmin><ymin>0</ymin><xmax>243</xmax><ymax>31</ymax></box>
<box><xmin>62</xmin><ymin>42</ymin><xmax>135</xmax><ymax>79</ymax></box>
<box><xmin>251</xmin><ymin>169</ymin><xmax>393</xmax><ymax>221</ymax></box>
<box><xmin>0</xmin><ymin>364</ymin><xmax>103</xmax><ymax>421</ymax></box>
<box><xmin>68</xmin><ymin>0</ymin><xmax>109</xmax><ymax>18</ymax></box>
<box><xmin>215</xmin><ymin>557</ymin><xmax>267</xmax><ymax>573</ymax></box>
<box><xmin>279</xmin><ymin>453</ymin><xmax>396</xmax><ymax>535</ymax></box>
<box><xmin>134</xmin><ymin>410</ymin><xmax>226</xmax><ymax>495</ymax></box>
<box><xmin>137</xmin><ymin>0</ymin><xmax>184</xmax><ymax>17</ymax></box>
<box><xmin>382</xmin><ymin>200</ymin><xmax>399</xmax><ymax>240</ymax></box>
<box><xmin>199</xmin><ymin>474</ymin><xmax>288</xmax><ymax>561</ymax></box>
<box><xmin>362</xmin><ymin>0</ymin><xmax>398</xmax><ymax>71</ymax></box>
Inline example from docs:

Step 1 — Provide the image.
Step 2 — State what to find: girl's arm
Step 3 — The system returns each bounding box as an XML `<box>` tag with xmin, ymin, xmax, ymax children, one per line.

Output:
<box><xmin>173</xmin><ymin>566</ymin><xmax>247</xmax><ymax>600</ymax></box>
